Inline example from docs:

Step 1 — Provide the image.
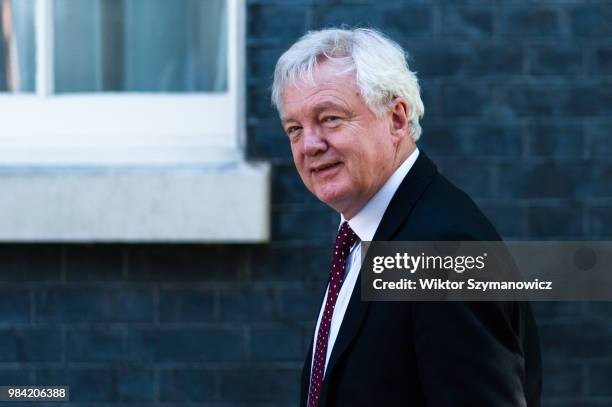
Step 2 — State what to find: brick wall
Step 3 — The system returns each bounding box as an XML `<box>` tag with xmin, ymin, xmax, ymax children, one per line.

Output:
<box><xmin>0</xmin><ymin>0</ymin><xmax>610</xmax><ymax>405</ymax></box>
<box><xmin>250</xmin><ymin>1</ymin><xmax>612</xmax><ymax>406</ymax></box>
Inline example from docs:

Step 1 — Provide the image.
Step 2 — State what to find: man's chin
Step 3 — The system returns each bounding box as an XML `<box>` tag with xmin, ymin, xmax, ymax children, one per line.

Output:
<box><xmin>315</xmin><ymin>190</ymin><xmax>349</xmax><ymax>212</ymax></box>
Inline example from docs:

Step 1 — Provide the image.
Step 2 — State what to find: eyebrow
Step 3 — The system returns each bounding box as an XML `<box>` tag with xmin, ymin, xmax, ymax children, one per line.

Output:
<box><xmin>281</xmin><ymin>101</ymin><xmax>349</xmax><ymax>125</ymax></box>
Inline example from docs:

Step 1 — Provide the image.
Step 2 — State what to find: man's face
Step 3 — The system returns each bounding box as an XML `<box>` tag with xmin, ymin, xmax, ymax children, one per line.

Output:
<box><xmin>281</xmin><ymin>61</ymin><xmax>399</xmax><ymax>218</ymax></box>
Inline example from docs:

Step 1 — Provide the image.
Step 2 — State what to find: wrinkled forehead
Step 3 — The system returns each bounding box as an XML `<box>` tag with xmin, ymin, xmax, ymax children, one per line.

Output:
<box><xmin>280</xmin><ymin>84</ymin><xmax>359</xmax><ymax>125</ymax></box>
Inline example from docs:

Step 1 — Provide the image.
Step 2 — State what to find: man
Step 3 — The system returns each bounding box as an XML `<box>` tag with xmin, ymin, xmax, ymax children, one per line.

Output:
<box><xmin>271</xmin><ymin>28</ymin><xmax>542</xmax><ymax>407</ymax></box>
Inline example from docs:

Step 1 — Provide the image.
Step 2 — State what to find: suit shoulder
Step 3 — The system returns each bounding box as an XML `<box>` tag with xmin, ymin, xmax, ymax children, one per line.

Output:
<box><xmin>399</xmin><ymin>171</ymin><xmax>501</xmax><ymax>241</ymax></box>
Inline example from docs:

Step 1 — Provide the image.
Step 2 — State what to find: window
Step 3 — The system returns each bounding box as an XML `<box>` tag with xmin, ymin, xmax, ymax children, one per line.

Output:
<box><xmin>0</xmin><ymin>0</ymin><xmax>244</xmax><ymax>165</ymax></box>
<box><xmin>0</xmin><ymin>0</ymin><xmax>269</xmax><ymax>243</ymax></box>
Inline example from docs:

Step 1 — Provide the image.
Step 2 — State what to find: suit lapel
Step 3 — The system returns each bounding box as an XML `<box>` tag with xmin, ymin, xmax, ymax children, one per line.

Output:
<box><xmin>318</xmin><ymin>274</ymin><xmax>370</xmax><ymax>406</ymax></box>
<box><xmin>317</xmin><ymin>150</ymin><xmax>438</xmax><ymax>407</ymax></box>
<box><xmin>371</xmin><ymin>150</ymin><xmax>438</xmax><ymax>242</ymax></box>
<box><xmin>301</xmin><ymin>269</ymin><xmax>336</xmax><ymax>406</ymax></box>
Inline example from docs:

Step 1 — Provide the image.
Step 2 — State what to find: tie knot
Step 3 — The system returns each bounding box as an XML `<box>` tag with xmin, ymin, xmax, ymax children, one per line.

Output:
<box><xmin>335</xmin><ymin>221</ymin><xmax>358</xmax><ymax>250</ymax></box>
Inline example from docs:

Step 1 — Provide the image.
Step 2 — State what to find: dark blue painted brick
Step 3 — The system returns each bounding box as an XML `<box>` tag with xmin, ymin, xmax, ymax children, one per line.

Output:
<box><xmin>251</xmin><ymin>325</ymin><xmax>303</xmax><ymax>361</ymax></box>
<box><xmin>500</xmin><ymin>5</ymin><xmax>561</xmax><ymax>36</ymax></box>
<box><xmin>528</xmin><ymin>123</ymin><xmax>584</xmax><ymax>158</ymax></box>
<box><xmin>271</xmin><ymin>164</ymin><xmax>320</xmax><ymax>206</ymax></box>
<box><xmin>0</xmin><ymin>328</ymin><xmax>61</xmax><ymax>362</ymax></box>
<box><xmin>418</xmin><ymin>79</ymin><xmax>439</xmax><ymax>120</ymax></box>
<box><xmin>463</xmin><ymin>44</ymin><xmax>523</xmax><ymax>76</ymax></box>
<box><xmin>409</xmin><ymin>44</ymin><xmax>465</xmax><ymax>78</ymax></box>
<box><xmin>546</xmin><ymin>399</ymin><xmax>612</xmax><ymax>407</ymax></box>
<box><xmin>588</xmin><ymin>302</ymin><xmax>612</xmax><ymax>319</ymax></box>
<box><xmin>502</xmin><ymin>83</ymin><xmax>567</xmax><ymax>117</ymax></box>
<box><xmin>128</xmin><ymin>245</ymin><xmax>248</xmax><ymax>281</ymax></box>
<box><xmin>0</xmin><ymin>245</ymin><xmax>61</xmax><ymax>282</ymax></box>
<box><xmin>302</xmin><ymin>320</ymin><xmax>315</xmax><ymax>355</ymax></box>
<box><xmin>531</xmin><ymin>302</ymin><xmax>585</xmax><ymax>321</ymax></box>
<box><xmin>589</xmin><ymin>364</ymin><xmax>612</xmax><ymax>396</ymax></box>
<box><xmin>588</xmin><ymin>206</ymin><xmax>612</xmax><ymax>239</ymax></box>
<box><xmin>422</xmin><ymin>124</ymin><xmax>521</xmax><ymax>158</ymax></box>
<box><xmin>272</xmin><ymin>206</ymin><xmax>336</xmax><ymax>242</ymax></box>
<box><xmin>219</xmin><ymin>286</ymin><xmax>277</xmax><ymax>322</ymax></box>
<box><xmin>543</xmin><ymin>361</ymin><xmax>583</xmax><ymax>397</ymax></box>
<box><xmin>65</xmin><ymin>245</ymin><xmax>123</xmax><ymax>281</ymax></box>
<box><xmin>251</xmin><ymin>244</ymin><xmax>330</xmax><ymax>281</ymax></box>
<box><xmin>442</xmin><ymin>5</ymin><xmax>493</xmax><ymax>38</ymax></box>
<box><xmin>590</xmin><ymin>47</ymin><xmax>612</xmax><ymax>75</ymax></box>
<box><xmin>528</xmin><ymin>45</ymin><xmax>583</xmax><ymax>76</ymax></box>
<box><xmin>540</xmin><ymin>321</ymin><xmax>612</xmax><ymax>360</ymax></box>
<box><xmin>418</xmin><ymin>125</ymin><xmax>468</xmax><ymax>158</ymax></box>
<box><xmin>441</xmin><ymin>83</ymin><xmax>489</xmax><ymax>117</ymax></box>
<box><xmin>219</xmin><ymin>367</ymin><xmax>301</xmax><ymax>402</ymax></box>
<box><xmin>467</xmin><ymin>124</ymin><xmax>523</xmax><ymax>157</ymax></box>
<box><xmin>436</xmin><ymin>158</ymin><xmax>495</xmax><ymax>199</ymax></box>
<box><xmin>588</xmin><ymin>164</ymin><xmax>612</xmax><ymax>198</ymax></box>
<box><xmin>415</xmin><ymin>42</ymin><xmax>522</xmax><ymax>78</ymax></box>
<box><xmin>479</xmin><ymin>202</ymin><xmax>524</xmax><ymax>239</ymax></box>
<box><xmin>36</xmin><ymin>287</ymin><xmax>153</xmax><ymax>322</ymax></box>
<box><xmin>497</xmin><ymin>162</ymin><xmax>587</xmax><ymax>199</ymax></box>
<box><xmin>380</xmin><ymin>4</ymin><xmax>433</xmax><ymax>38</ymax></box>
<box><xmin>130</xmin><ymin>327</ymin><xmax>244</xmax><ymax>362</ymax></box>
<box><xmin>116</xmin><ymin>368</ymin><xmax>155</xmax><ymax>403</ymax></box>
<box><xmin>36</xmin><ymin>367</ymin><xmax>154</xmax><ymax>402</ymax></box>
<box><xmin>528</xmin><ymin>205</ymin><xmax>583</xmax><ymax>238</ymax></box>
<box><xmin>310</xmin><ymin>4</ymin><xmax>433</xmax><ymax>38</ymax></box>
<box><xmin>278</xmin><ymin>285</ymin><xmax>325</xmax><ymax>321</ymax></box>
<box><xmin>0</xmin><ymin>369</ymin><xmax>31</xmax><ymax>386</ymax></box>
<box><xmin>159</xmin><ymin>368</ymin><xmax>214</xmax><ymax>402</ymax></box>
<box><xmin>0</xmin><ymin>288</ymin><xmax>30</xmax><ymax>323</ymax></box>
<box><xmin>247</xmin><ymin>124</ymin><xmax>293</xmax><ymax>162</ymax></box>
<box><xmin>565</xmin><ymin>83</ymin><xmax>612</xmax><ymax>117</ymax></box>
<box><xmin>587</xmin><ymin>121</ymin><xmax>612</xmax><ymax>158</ymax></box>
<box><xmin>66</xmin><ymin>327</ymin><xmax>125</xmax><ymax>362</ymax></box>
<box><xmin>159</xmin><ymin>288</ymin><xmax>215</xmax><ymax>322</ymax></box>
<box><xmin>248</xmin><ymin>46</ymin><xmax>286</xmax><ymax>81</ymax></box>
<box><xmin>570</xmin><ymin>4</ymin><xmax>612</xmax><ymax>37</ymax></box>
<box><xmin>248</xmin><ymin>84</ymin><xmax>278</xmax><ymax>120</ymax></box>
<box><xmin>248</xmin><ymin>4</ymin><xmax>308</xmax><ymax>42</ymax></box>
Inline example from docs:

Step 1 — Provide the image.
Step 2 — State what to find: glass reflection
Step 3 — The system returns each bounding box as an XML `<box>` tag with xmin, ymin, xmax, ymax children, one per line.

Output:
<box><xmin>54</xmin><ymin>0</ymin><xmax>227</xmax><ymax>93</ymax></box>
<box><xmin>0</xmin><ymin>0</ymin><xmax>35</xmax><ymax>92</ymax></box>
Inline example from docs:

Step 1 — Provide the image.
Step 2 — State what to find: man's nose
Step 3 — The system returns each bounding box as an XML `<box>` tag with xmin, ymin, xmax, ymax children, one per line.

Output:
<box><xmin>302</xmin><ymin>126</ymin><xmax>327</xmax><ymax>156</ymax></box>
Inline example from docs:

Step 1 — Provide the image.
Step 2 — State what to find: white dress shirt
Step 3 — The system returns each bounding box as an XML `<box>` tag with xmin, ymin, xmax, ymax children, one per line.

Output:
<box><xmin>311</xmin><ymin>147</ymin><xmax>420</xmax><ymax>375</ymax></box>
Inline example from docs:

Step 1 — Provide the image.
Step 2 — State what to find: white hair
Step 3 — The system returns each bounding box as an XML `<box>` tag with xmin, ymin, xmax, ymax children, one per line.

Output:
<box><xmin>271</xmin><ymin>27</ymin><xmax>425</xmax><ymax>141</ymax></box>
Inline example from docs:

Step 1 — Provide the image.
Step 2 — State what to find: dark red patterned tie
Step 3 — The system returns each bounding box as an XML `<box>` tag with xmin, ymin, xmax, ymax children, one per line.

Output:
<box><xmin>308</xmin><ymin>221</ymin><xmax>358</xmax><ymax>407</ymax></box>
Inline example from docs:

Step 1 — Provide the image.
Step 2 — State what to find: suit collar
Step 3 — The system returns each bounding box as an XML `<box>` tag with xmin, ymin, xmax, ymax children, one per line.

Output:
<box><xmin>372</xmin><ymin>149</ymin><xmax>438</xmax><ymax>241</ymax></box>
<box><xmin>341</xmin><ymin>148</ymin><xmax>420</xmax><ymax>242</ymax></box>
<box><xmin>314</xmin><ymin>149</ymin><xmax>439</xmax><ymax>407</ymax></box>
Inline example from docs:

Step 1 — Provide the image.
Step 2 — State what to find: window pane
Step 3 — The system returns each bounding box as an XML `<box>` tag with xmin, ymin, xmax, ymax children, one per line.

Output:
<box><xmin>54</xmin><ymin>0</ymin><xmax>227</xmax><ymax>93</ymax></box>
<box><xmin>0</xmin><ymin>0</ymin><xmax>36</xmax><ymax>92</ymax></box>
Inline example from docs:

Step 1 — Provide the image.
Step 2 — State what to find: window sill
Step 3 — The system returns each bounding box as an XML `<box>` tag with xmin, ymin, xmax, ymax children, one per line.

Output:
<box><xmin>0</xmin><ymin>160</ymin><xmax>270</xmax><ymax>243</ymax></box>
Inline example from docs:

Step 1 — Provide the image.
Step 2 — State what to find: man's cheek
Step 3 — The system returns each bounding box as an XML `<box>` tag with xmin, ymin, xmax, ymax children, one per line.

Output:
<box><xmin>300</xmin><ymin>169</ymin><xmax>318</xmax><ymax>194</ymax></box>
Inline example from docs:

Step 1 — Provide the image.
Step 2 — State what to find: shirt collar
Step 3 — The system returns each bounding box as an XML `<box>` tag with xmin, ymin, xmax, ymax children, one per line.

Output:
<box><xmin>341</xmin><ymin>147</ymin><xmax>420</xmax><ymax>242</ymax></box>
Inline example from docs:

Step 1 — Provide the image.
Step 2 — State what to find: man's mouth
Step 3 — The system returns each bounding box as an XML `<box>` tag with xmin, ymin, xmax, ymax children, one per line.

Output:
<box><xmin>311</xmin><ymin>162</ymin><xmax>342</xmax><ymax>176</ymax></box>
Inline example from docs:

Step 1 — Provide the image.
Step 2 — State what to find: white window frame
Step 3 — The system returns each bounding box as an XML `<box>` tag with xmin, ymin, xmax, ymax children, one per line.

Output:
<box><xmin>0</xmin><ymin>0</ymin><xmax>270</xmax><ymax>243</ymax></box>
<box><xmin>0</xmin><ymin>0</ymin><xmax>246</xmax><ymax>165</ymax></box>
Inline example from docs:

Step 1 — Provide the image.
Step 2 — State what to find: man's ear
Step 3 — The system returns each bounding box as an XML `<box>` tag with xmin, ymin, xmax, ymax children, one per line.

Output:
<box><xmin>389</xmin><ymin>97</ymin><xmax>410</xmax><ymax>143</ymax></box>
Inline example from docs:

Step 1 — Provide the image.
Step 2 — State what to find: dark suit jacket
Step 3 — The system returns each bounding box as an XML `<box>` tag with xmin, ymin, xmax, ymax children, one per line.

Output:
<box><xmin>301</xmin><ymin>150</ymin><xmax>542</xmax><ymax>407</ymax></box>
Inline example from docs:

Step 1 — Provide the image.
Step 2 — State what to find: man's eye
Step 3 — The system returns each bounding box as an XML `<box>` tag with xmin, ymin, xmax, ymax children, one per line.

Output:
<box><xmin>286</xmin><ymin>126</ymin><xmax>301</xmax><ymax>137</ymax></box>
<box><xmin>323</xmin><ymin>116</ymin><xmax>340</xmax><ymax>123</ymax></box>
